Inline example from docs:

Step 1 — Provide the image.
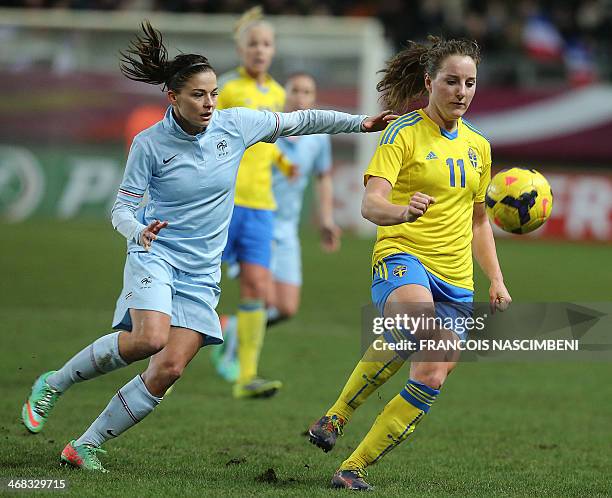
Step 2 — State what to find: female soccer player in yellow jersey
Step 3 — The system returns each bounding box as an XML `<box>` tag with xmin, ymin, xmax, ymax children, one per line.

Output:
<box><xmin>213</xmin><ymin>7</ymin><xmax>293</xmax><ymax>399</ymax></box>
<box><xmin>308</xmin><ymin>36</ymin><xmax>512</xmax><ymax>490</ymax></box>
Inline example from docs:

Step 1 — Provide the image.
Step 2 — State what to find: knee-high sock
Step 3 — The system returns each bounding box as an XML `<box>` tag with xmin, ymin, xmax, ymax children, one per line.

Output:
<box><xmin>47</xmin><ymin>332</ymin><xmax>128</xmax><ymax>392</ymax></box>
<box><xmin>326</xmin><ymin>344</ymin><xmax>404</xmax><ymax>422</ymax></box>
<box><xmin>339</xmin><ymin>379</ymin><xmax>439</xmax><ymax>471</ymax></box>
<box><xmin>236</xmin><ymin>300</ymin><xmax>266</xmax><ymax>384</ymax></box>
<box><xmin>75</xmin><ymin>375</ymin><xmax>161</xmax><ymax>447</ymax></box>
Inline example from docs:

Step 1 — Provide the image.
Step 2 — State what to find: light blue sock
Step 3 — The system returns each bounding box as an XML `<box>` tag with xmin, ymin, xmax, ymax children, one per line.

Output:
<box><xmin>75</xmin><ymin>375</ymin><xmax>161</xmax><ymax>447</ymax></box>
<box><xmin>266</xmin><ymin>307</ymin><xmax>280</xmax><ymax>322</ymax></box>
<box><xmin>47</xmin><ymin>332</ymin><xmax>128</xmax><ymax>392</ymax></box>
<box><xmin>266</xmin><ymin>307</ymin><xmax>288</xmax><ymax>328</ymax></box>
<box><xmin>221</xmin><ymin>316</ymin><xmax>238</xmax><ymax>362</ymax></box>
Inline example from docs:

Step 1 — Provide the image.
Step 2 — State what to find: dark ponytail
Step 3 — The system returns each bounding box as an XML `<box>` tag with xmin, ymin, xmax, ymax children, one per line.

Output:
<box><xmin>377</xmin><ymin>35</ymin><xmax>481</xmax><ymax>113</ymax></box>
<box><xmin>120</xmin><ymin>21</ymin><xmax>215</xmax><ymax>92</ymax></box>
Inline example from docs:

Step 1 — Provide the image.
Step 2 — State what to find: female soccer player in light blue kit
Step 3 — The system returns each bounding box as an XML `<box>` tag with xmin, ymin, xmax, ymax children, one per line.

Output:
<box><xmin>19</xmin><ymin>21</ymin><xmax>395</xmax><ymax>472</ymax></box>
<box><xmin>268</xmin><ymin>72</ymin><xmax>341</xmax><ymax>324</ymax></box>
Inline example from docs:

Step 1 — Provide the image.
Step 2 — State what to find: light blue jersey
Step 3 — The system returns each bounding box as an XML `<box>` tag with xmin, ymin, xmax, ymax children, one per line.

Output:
<box><xmin>273</xmin><ymin>134</ymin><xmax>332</xmax><ymax>230</ymax></box>
<box><xmin>111</xmin><ymin>106</ymin><xmax>365</xmax><ymax>275</ymax></box>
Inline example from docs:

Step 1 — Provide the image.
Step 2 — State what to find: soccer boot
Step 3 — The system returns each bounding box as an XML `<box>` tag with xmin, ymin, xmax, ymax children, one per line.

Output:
<box><xmin>22</xmin><ymin>371</ymin><xmax>62</xmax><ymax>434</ymax></box>
<box><xmin>210</xmin><ymin>316</ymin><xmax>240</xmax><ymax>382</ymax></box>
<box><xmin>331</xmin><ymin>469</ymin><xmax>373</xmax><ymax>491</ymax></box>
<box><xmin>308</xmin><ymin>414</ymin><xmax>345</xmax><ymax>452</ymax></box>
<box><xmin>60</xmin><ymin>440</ymin><xmax>108</xmax><ymax>472</ymax></box>
<box><xmin>232</xmin><ymin>378</ymin><xmax>282</xmax><ymax>399</ymax></box>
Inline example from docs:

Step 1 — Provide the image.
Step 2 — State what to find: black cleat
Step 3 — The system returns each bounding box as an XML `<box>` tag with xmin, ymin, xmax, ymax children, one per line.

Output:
<box><xmin>331</xmin><ymin>469</ymin><xmax>373</xmax><ymax>491</ymax></box>
<box><xmin>308</xmin><ymin>414</ymin><xmax>345</xmax><ymax>453</ymax></box>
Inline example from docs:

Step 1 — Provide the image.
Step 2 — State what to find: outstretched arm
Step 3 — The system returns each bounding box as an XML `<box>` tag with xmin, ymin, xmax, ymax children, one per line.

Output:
<box><xmin>237</xmin><ymin>108</ymin><xmax>397</xmax><ymax>148</ymax></box>
<box><xmin>275</xmin><ymin>109</ymin><xmax>396</xmax><ymax>140</ymax></box>
<box><xmin>472</xmin><ymin>202</ymin><xmax>511</xmax><ymax>312</ymax></box>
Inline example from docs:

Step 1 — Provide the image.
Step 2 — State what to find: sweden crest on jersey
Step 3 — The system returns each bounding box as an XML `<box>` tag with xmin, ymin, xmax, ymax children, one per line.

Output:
<box><xmin>468</xmin><ymin>147</ymin><xmax>478</xmax><ymax>169</ymax></box>
<box><xmin>393</xmin><ymin>265</ymin><xmax>407</xmax><ymax>277</ymax></box>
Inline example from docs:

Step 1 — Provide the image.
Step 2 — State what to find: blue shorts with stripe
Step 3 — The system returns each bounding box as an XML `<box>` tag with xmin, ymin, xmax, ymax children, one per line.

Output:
<box><xmin>222</xmin><ymin>206</ymin><xmax>274</xmax><ymax>269</ymax></box>
<box><xmin>371</xmin><ymin>253</ymin><xmax>474</xmax><ymax>340</ymax></box>
<box><xmin>112</xmin><ymin>252</ymin><xmax>223</xmax><ymax>346</ymax></box>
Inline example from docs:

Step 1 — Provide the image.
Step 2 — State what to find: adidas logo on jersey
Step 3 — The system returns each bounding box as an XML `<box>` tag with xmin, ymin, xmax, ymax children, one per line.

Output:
<box><xmin>425</xmin><ymin>151</ymin><xmax>438</xmax><ymax>160</ymax></box>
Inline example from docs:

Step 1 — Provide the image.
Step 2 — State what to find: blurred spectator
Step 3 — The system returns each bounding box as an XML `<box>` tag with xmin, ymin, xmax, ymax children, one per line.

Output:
<box><xmin>1</xmin><ymin>0</ymin><xmax>610</xmax><ymax>84</ymax></box>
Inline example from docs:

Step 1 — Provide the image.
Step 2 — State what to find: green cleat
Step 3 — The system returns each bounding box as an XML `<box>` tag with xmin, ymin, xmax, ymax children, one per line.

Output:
<box><xmin>217</xmin><ymin>355</ymin><xmax>240</xmax><ymax>383</ymax></box>
<box><xmin>60</xmin><ymin>440</ymin><xmax>108</xmax><ymax>472</ymax></box>
<box><xmin>22</xmin><ymin>371</ymin><xmax>62</xmax><ymax>434</ymax></box>
<box><xmin>233</xmin><ymin>378</ymin><xmax>282</xmax><ymax>399</ymax></box>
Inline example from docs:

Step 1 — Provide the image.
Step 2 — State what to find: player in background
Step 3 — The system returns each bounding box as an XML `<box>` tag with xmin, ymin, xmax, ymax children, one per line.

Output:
<box><xmin>307</xmin><ymin>37</ymin><xmax>512</xmax><ymax>490</ymax></box>
<box><xmin>20</xmin><ymin>21</ymin><xmax>395</xmax><ymax>472</ymax></box>
<box><xmin>213</xmin><ymin>72</ymin><xmax>341</xmax><ymax>382</ymax></box>
<box><xmin>270</xmin><ymin>73</ymin><xmax>341</xmax><ymax>323</ymax></box>
<box><xmin>211</xmin><ymin>7</ymin><xmax>295</xmax><ymax>399</ymax></box>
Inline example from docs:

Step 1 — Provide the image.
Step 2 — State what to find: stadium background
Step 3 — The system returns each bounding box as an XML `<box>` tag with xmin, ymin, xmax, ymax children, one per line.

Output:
<box><xmin>1</xmin><ymin>1</ymin><xmax>611</xmax><ymax>495</ymax></box>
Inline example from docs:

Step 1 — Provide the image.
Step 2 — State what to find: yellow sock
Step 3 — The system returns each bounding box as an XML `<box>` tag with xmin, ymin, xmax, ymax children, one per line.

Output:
<box><xmin>339</xmin><ymin>379</ymin><xmax>439</xmax><ymax>471</ymax></box>
<box><xmin>236</xmin><ymin>300</ymin><xmax>266</xmax><ymax>384</ymax></box>
<box><xmin>326</xmin><ymin>344</ymin><xmax>404</xmax><ymax>422</ymax></box>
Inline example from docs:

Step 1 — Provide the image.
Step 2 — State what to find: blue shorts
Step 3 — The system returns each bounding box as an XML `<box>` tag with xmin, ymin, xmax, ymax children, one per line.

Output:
<box><xmin>371</xmin><ymin>253</ymin><xmax>473</xmax><ymax>340</ymax></box>
<box><xmin>112</xmin><ymin>252</ymin><xmax>222</xmax><ymax>346</ymax></box>
<box><xmin>222</xmin><ymin>206</ymin><xmax>274</xmax><ymax>268</ymax></box>
<box><xmin>270</xmin><ymin>221</ymin><xmax>302</xmax><ymax>286</ymax></box>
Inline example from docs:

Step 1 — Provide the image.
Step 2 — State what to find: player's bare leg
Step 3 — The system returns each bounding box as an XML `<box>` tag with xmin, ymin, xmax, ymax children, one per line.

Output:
<box><xmin>266</xmin><ymin>280</ymin><xmax>300</xmax><ymax>327</ymax></box>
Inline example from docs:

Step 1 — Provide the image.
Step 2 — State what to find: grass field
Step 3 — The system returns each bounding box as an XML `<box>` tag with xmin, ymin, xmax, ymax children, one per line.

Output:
<box><xmin>1</xmin><ymin>221</ymin><xmax>611</xmax><ymax>496</ymax></box>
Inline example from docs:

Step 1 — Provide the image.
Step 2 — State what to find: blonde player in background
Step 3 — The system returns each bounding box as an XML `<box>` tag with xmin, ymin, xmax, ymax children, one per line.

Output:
<box><xmin>308</xmin><ymin>36</ymin><xmax>512</xmax><ymax>490</ymax></box>
<box><xmin>215</xmin><ymin>73</ymin><xmax>341</xmax><ymax>382</ymax></box>
<box><xmin>212</xmin><ymin>7</ymin><xmax>294</xmax><ymax>399</ymax></box>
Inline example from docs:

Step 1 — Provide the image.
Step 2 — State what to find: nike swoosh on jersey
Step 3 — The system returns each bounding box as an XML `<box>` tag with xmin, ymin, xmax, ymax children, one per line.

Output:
<box><xmin>162</xmin><ymin>154</ymin><xmax>178</xmax><ymax>164</ymax></box>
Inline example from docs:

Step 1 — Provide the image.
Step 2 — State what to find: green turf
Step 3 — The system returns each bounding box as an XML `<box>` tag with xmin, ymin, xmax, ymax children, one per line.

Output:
<box><xmin>1</xmin><ymin>221</ymin><xmax>611</xmax><ymax>496</ymax></box>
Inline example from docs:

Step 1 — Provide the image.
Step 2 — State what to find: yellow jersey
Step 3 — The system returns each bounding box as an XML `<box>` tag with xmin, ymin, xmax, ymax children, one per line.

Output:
<box><xmin>217</xmin><ymin>66</ymin><xmax>287</xmax><ymax>210</ymax></box>
<box><xmin>365</xmin><ymin>109</ymin><xmax>491</xmax><ymax>290</ymax></box>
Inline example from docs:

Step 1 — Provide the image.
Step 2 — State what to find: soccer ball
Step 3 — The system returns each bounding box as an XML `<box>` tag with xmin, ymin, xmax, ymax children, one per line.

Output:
<box><xmin>485</xmin><ymin>168</ymin><xmax>553</xmax><ymax>234</ymax></box>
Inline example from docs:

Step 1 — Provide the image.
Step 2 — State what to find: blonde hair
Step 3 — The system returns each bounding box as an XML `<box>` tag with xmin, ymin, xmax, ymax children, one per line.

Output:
<box><xmin>233</xmin><ymin>6</ymin><xmax>274</xmax><ymax>46</ymax></box>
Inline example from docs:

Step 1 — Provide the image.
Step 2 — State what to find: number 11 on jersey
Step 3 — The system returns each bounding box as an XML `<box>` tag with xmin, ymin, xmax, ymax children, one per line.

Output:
<box><xmin>446</xmin><ymin>158</ymin><xmax>466</xmax><ymax>188</ymax></box>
